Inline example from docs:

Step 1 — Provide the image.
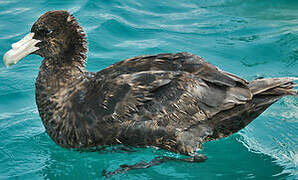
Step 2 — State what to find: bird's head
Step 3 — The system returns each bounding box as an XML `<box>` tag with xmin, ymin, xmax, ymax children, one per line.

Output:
<box><xmin>3</xmin><ymin>10</ymin><xmax>87</xmax><ymax>67</ymax></box>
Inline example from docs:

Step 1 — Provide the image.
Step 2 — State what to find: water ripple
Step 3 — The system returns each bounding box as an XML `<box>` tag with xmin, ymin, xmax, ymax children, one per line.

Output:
<box><xmin>0</xmin><ymin>7</ymin><xmax>30</xmax><ymax>15</ymax></box>
<box><xmin>0</xmin><ymin>0</ymin><xmax>297</xmax><ymax>179</ymax></box>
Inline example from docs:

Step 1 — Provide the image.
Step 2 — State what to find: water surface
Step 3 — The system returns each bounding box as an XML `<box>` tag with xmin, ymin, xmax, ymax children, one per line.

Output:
<box><xmin>0</xmin><ymin>0</ymin><xmax>297</xmax><ymax>179</ymax></box>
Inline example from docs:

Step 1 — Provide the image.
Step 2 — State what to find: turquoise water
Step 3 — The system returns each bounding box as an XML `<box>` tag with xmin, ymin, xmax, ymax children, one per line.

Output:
<box><xmin>0</xmin><ymin>0</ymin><xmax>297</xmax><ymax>179</ymax></box>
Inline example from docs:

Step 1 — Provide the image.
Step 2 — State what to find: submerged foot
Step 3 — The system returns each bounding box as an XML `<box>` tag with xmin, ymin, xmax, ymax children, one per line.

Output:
<box><xmin>102</xmin><ymin>156</ymin><xmax>166</xmax><ymax>178</ymax></box>
<box><xmin>102</xmin><ymin>154</ymin><xmax>207</xmax><ymax>178</ymax></box>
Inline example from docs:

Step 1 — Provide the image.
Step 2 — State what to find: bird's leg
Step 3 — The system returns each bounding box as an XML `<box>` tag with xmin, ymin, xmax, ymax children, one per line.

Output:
<box><xmin>102</xmin><ymin>154</ymin><xmax>207</xmax><ymax>178</ymax></box>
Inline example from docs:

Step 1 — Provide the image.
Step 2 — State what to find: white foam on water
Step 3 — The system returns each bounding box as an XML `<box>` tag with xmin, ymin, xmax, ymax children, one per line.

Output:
<box><xmin>238</xmin><ymin>97</ymin><xmax>298</xmax><ymax>177</ymax></box>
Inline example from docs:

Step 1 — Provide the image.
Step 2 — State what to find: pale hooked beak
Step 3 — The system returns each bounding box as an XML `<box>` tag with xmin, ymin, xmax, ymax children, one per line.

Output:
<box><xmin>3</xmin><ymin>33</ymin><xmax>40</xmax><ymax>67</ymax></box>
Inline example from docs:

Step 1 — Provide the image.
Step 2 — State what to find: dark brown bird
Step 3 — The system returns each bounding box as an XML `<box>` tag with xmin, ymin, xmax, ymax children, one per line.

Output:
<box><xmin>3</xmin><ymin>10</ymin><xmax>298</xmax><ymax>175</ymax></box>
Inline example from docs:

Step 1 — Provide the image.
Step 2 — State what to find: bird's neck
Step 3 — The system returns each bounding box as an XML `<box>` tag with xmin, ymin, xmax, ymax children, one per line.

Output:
<box><xmin>35</xmin><ymin>56</ymin><xmax>89</xmax><ymax>148</ymax></box>
<box><xmin>44</xmin><ymin>36</ymin><xmax>88</xmax><ymax>71</ymax></box>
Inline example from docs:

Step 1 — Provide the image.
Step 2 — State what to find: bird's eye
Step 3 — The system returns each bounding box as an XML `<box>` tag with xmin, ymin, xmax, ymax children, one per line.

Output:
<box><xmin>39</xmin><ymin>28</ymin><xmax>53</xmax><ymax>36</ymax></box>
<box><xmin>44</xmin><ymin>29</ymin><xmax>53</xmax><ymax>35</ymax></box>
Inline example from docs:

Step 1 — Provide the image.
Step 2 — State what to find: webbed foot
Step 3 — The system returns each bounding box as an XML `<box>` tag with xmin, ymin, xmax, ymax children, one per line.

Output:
<box><xmin>102</xmin><ymin>156</ymin><xmax>166</xmax><ymax>177</ymax></box>
<box><xmin>102</xmin><ymin>154</ymin><xmax>207</xmax><ymax>178</ymax></box>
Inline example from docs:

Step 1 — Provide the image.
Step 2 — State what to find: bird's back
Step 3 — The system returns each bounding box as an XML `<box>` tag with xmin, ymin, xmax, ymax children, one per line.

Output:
<box><xmin>70</xmin><ymin>52</ymin><xmax>254</xmax><ymax>154</ymax></box>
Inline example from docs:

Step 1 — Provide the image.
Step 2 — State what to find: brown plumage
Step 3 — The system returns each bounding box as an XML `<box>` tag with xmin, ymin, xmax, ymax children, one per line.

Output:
<box><xmin>5</xmin><ymin>11</ymin><xmax>298</xmax><ymax>157</ymax></box>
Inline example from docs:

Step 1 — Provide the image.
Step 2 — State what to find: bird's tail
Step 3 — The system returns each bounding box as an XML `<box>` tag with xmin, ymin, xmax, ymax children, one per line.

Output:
<box><xmin>248</xmin><ymin>77</ymin><xmax>298</xmax><ymax>97</ymax></box>
<box><xmin>205</xmin><ymin>77</ymin><xmax>297</xmax><ymax>142</ymax></box>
